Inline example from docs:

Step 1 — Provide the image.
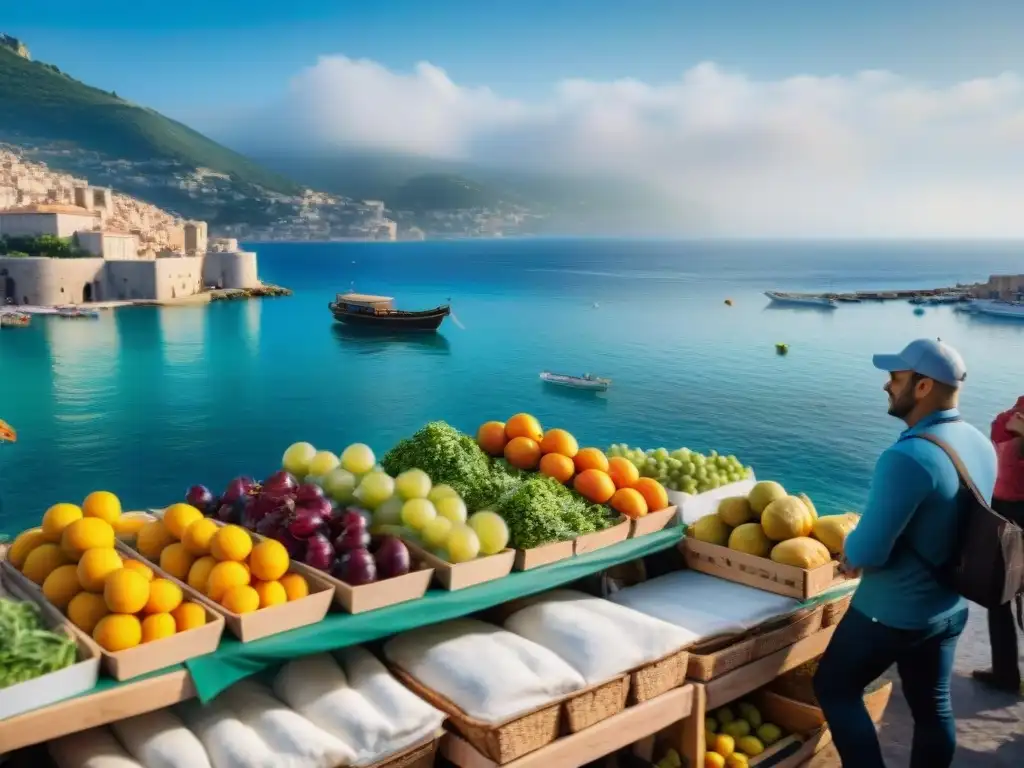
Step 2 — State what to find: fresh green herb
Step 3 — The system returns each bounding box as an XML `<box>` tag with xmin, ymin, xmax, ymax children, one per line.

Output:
<box><xmin>494</xmin><ymin>475</ymin><xmax>613</xmax><ymax>549</ymax></box>
<box><xmin>0</xmin><ymin>597</ymin><xmax>77</xmax><ymax>689</ymax></box>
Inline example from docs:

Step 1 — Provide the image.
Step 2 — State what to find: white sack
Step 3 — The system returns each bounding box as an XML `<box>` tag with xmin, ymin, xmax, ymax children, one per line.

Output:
<box><xmin>176</xmin><ymin>697</ymin><xmax>277</xmax><ymax>768</ymax></box>
<box><xmin>48</xmin><ymin>727</ymin><xmax>143</xmax><ymax>768</ymax></box>
<box><xmin>110</xmin><ymin>709</ymin><xmax>211</xmax><ymax>768</ymax></box>
<box><xmin>382</xmin><ymin>618</ymin><xmax>585</xmax><ymax>724</ymax></box>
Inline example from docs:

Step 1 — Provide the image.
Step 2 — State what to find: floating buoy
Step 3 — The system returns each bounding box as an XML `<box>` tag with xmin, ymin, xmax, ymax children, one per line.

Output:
<box><xmin>775</xmin><ymin>343</ymin><xmax>789</xmax><ymax>356</ymax></box>
<box><xmin>914</xmin><ymin>307</ymin><xmax>925</xmax><ymax>316</ymax></box>
<box><xmin>724</xmin><ymin>298</ymin><xmax>734</xmax><ymax>306</ymax></box>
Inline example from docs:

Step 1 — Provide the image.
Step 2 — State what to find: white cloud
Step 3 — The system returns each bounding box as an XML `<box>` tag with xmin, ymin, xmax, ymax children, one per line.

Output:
<box><xmin>221</xmin><ymin>56</ymin><xmax>1024</xmax><ymax>237</ymax></box>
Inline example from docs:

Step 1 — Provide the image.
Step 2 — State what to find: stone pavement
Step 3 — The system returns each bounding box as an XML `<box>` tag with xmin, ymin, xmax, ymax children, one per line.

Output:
<box><xmin>810</xmin><ymin>604</ymin><xmax>1023</xmax><ymax>766</ymax></box>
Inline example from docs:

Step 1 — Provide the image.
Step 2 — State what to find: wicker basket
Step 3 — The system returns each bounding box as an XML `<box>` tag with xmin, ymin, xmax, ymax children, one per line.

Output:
<box><xmin>389</xmin><ymin>666</ymin><xmax>561</xmax><ymax>764</ymax></box>
<box><xmin>563</xmin><ymin>676</ymin><xmax>630</xmax><ymax>733</ymax></box>
<box><xmin>750</xmin><ymin>606</ymin><xmax>824</xmax><ymax>658</ymax></box>
<box><xmin>821</xmin><ymin>594</ymin><xmax>853</xmax><ymax>628</ymax></box>
<box><xmin>372</xmin><ymin>737</ymin><xmax>439</xmax><ymax>768</ymax></box>
<box><xmin>629</xmin><ymin>649</ymin><xmax>689</xmax><ymax>704</ymax></box>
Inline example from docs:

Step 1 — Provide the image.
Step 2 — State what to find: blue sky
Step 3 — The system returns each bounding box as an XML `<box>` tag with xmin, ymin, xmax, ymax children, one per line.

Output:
<box><xmin>5</xmin><ymin>0</ymin><xmax>1024</xmax><ymax>116</ymax></box>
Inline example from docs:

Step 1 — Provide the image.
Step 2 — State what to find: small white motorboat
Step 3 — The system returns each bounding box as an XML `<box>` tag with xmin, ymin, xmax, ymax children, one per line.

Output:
<box><xmin>540</xmin><ymin>371</ymin><xmax>612</xmax><ymax>392</ymax></box>
<box><xmin>764</xmin><ymin>291</ymin><xmax>838</xmax><ymax>309</ymax></box>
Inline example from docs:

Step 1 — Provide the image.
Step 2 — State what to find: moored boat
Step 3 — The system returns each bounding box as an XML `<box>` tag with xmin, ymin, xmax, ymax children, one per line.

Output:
<box><xmin>0</xmin><ymin>312</ymin><xmax>30</xmax><ymax>328</ymax></box>
<box><xmin>966</xmin><ymin>299</ymin><xmax>1024</xmax><ymax>319</ymax></box>
<box><xmin>55</xmin><ymin>306</ymin><xmax>100</xmax><ymax>319</ymax></box>
<box><xmin>764</xmin><ymin>291</ymin><xmax>838</xmax><ymax>309</ymax></box>
<box><xmin>328</xmin><ymin>293</ymin><xmax>450</xmax><ymax>332</ymax></box>
<box><xmin>540</xmin><ymin>371</ymin><xmax>612</xmax><ymax>391</ymax></box>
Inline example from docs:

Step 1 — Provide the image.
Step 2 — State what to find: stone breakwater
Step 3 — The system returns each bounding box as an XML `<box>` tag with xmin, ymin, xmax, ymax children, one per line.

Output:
<box><xmin>209</xmin><ymin>284</ymin><xmax>292</xmax><ymax>301</ymax></box>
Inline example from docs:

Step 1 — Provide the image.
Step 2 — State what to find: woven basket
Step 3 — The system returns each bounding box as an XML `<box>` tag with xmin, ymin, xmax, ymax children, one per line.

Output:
<box><xmin>389</xmin><ymin>666</ymin><xmax>561</xmax><ymax>764</ymax></box>
<box><xmin>372</xmin><ymin>737</ymin><xmax>438</xmax><ymax>768</ymax></box>
<box><xmin>750</xmin><ymin>606</ymin><xmax>824</xmax><ymax>658</ymax></box>
<box><xmin>629</xmin><ymin>649</ymin><xmax>689</xmax><ymax>704</ymax></box>
<box><xmin>687</xmin><ymin>632</ymin><xmax>755</xmax><ymax>681</ymax></box>
<box><xmin>821</xmin><ymin>594</ymin><xmax>853</xmax><ymax>628</ymax></box>
<box><xmin>563</xmin><ymin>676</ymin><xmax>630</xmax><ymax>733</ymax></box>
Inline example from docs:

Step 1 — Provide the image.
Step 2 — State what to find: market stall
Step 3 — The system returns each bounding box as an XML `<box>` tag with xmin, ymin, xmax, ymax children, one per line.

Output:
<box><xmin>0</xmin><ymin>417</ymin><xmax>878</xmax><ymax>768</ymax></box>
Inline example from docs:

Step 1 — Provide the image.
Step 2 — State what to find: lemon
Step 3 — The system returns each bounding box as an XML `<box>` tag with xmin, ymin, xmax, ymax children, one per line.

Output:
<box><xmin>42</xmin><ymin>564</ymin><xmax>83</xmax><ymax>610</ymax></box>
<box><xmin>67</xmin><ymin>592</ymin><xmax>109</xmax><ymax>634</ymax></box>
<box><xmin>252</xmin><ymin>579</ymin><xmax>287</xmax><ymax>608</ymax></box>
<box><xmin>136</xmin><ymin>519</ymin><xmax>174</xmax><ymax>562</ymax></box>
<box><xmin>144</xmin><ymin>578</ymin><xmax>183</xmax><ymax>614</ymax></box>
<box><xmin>187</xmin><ymin>556</ymin><xmax>217</xmax><ymax>593</ymax></box>
<box><xmin>159</xmin><ymin>542</ymin><xmax>195</xmax><ymax>582</ymax></box>
<box><xmin>171</xmin><ymin>602</ymin><xmax>206</xmax><ymax>632</ymax></box>
<box><xmin>162</xmin><ymin>503</ymin><xmax>203</xmax><ymax>540</ymax></box>
<box><xmin>141</xmin><ymin>613</ymin><xmax>177</xmax><ymax>643</ymax></box>
<box><xmin>181</xmin><ymin>517</ymin><xmax>219</xmax><ymax>556</ymax></box>
<box><xmin>121</xmin><ymin>559</ymin><xmax>154</xmax><ymax>581</ymax></box>
<box><xmin>249</xmin><ymin>539</ymin><xmax>289</xmax><ymax>582</ymax></box>
<box><xmin>8</xmin><ymin>527</ymin><xmax>46</xmax><ymax>570</ymax></box>
<box><xmin>22</xmin><ymin>543</ymin><xmax>68</xmax><ymax>585</ymax></box>
<box><xmin>61</xmin><ymin>517</ymin><xmax>116</xmax><ymax>561</ymax></box>
<box><xmin>279</xmin><ymin>572</ymin><xmax>309</xmax><ymax>601</ymax></box>
<box><xmin>221</xmin><ymin>585</ymin><xmax>260</xmax><ymax>614</ymax></box>
<box><xmin>104</xmin><ymin>568</ymin><xmax>150</xmax><ymax>614</ymax></box>
<box><xmin>207</xmin><ymin>560</ymin><xmax>250</xmax><ymax>601</ymax></box>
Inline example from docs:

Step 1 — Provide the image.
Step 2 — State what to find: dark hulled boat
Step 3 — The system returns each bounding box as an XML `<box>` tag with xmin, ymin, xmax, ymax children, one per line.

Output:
<box><xmin>328</xmin><ymin>293</ymin><xmax>450</xmax><ymax>332</ymax></box>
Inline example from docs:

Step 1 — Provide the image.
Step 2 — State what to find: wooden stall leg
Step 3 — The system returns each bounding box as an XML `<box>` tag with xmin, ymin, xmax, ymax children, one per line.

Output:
<box><xmin>678</xmin><ymin>683</ymin><xmax>706</xmax><ymax>768</ymax></box>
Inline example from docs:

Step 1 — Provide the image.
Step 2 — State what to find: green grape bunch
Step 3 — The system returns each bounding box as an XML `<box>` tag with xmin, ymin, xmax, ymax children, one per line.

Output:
<box><xmin>606</xmin><ymin>444</ymin><xmax>753</xmax><ymax>494</ymax></box>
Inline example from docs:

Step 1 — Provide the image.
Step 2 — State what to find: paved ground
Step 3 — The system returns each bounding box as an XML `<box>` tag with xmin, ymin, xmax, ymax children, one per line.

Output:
<box><xmin>811</xmin><ymin>604</ymin><xmax>1023</xmax><ymax>766</ymax></box>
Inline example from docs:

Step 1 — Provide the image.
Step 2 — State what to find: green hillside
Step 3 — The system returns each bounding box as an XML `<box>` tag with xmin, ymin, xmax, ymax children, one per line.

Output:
<box><xmin>0</xmin><ymin>47</ymin><xmax>298</xmax><ymax>194</ymax></box>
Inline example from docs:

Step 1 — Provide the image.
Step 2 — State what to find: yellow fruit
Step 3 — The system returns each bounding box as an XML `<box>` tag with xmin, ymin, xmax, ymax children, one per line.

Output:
<box><xmin>206</xmin><ymin>560</ymin><xmax>250</xmax><ymax>601</ymax></box>
<box><xmin>717</xmin><ymin>497</ymin><xmax>754</xmax><ymax>527</ymax></box>
<box><xmin>221</xmin><ymin>585</ymin><xmax>260</xmax><ymax>614</ymax></box>
<box><xmin>736</xmin><ymin>736</ymin><xmax>764</xmax><ymax>757</ymax></box>
<box><xmin>114</xmin><ymin>512</ymin><xmax>156</xmax><ymax>539</ymax></box>
<box><xmin>715</xmin><ymin>707</ymin><xmax>735</xmax><ymax>724</ymax></box>
<box><xmin>252</xmin><ymin>579</ymin><xmax>288</xmax><ymax>608</ymax></box>
<box><xmin>61</xmin><ymin>518</ymin><xmax>116</xmax><ymax>561</ymax></box>
<box><xmin>770</xmin><ymin>537</ymin><xmax>833</xmax><ymax>569</ymax></box>
<box><xmin>82</xmin><ymin>491</ymin><xmax>122</xmax><ymax>525</ymax></box>
<box><xmin>725</xmin><ymin>755</ymin><xmax>749</xmax><ymax>768</ymax></box>
<box><xmin>159</xmin><ymin>542</ymin><xmax>195</xmax><ymax>582</ymax></box>
<box><xmin>798</xmin><ymin>493</ymin><xmax>818</xmax><ymax>522</ymax></box>
<box><xmin>812</xmin><ymin>514</ymin><xmax>859</xmax><ymax>555</ymax></box>
<box><xmin>187</xmin><ymin>556</ymin><xmax>218</xmax><ymax>593</ymax></box>
<box><xmin>67</xmin><ymin>592</ymin><xmax>109</xmax><ymax>634</ymax></box>
<box><xmin>121</xmin><ymin>559</ymin><xmax>154</xmax><ymax>581</ymax></box>
<box><xmin>141</xmin><ymin>613</ymin><xmax>177</xmax><ymax>643</ymax></box>
<box><xmin>145</xmin><ymin>578</ymin><xmax>183</xmax><ymax>614</ymax></box>
<box><xmin>279</xmin><ymin>572</ymin><xmax>309</xmax><ymax>602</ymax></box>
<box><xmin>181</xmin><ymin>518</ymin><xmax>219</xmax><ymax>556</ymax></box>
<box><xmin>756</xmin><ymin>723</ymin><xmax>783</xmax><ymax>746</ymax></box>
<box><xmin>727</xmin><ymin>523</ymin><xmax>773</xmax><ymax>558</ymax></box>
<box><xmin>710</xmin><ymin>734</ymin><xmax>735</xmax><ymax>758</ymax></box>
<box><xmin>705</xmin><ymin>716</ymin><xmax>719</xmax><ymax>734</ymax></box>
<box><xmin>104</xmin><ymin>568</ymin><xmax>150</xmax><ymax>614</ymax></box>
<box><xmin>21</xmin><ymin>543</ymin><xmax>68</xmax><ymax>585</ymax></box>
<box><xmin>77</xmin><ymin>548</ymin><xmax>123</xmax><ymax>592</ymax></box>
<box><xmin>210</xmin><ymin>525</ymin><xmax>252</xmax><ymax>562</ymax></box>
<box><xmin>704</xmin><ymin>753</ymin><xmax>726</xmax><ymax>768</ymax></box>
<box><xmin>691</xmin><ymin>514</ymin><xmax>731</xmax><ymax>546</ymax></box>
<box><xmin>722</xmin><ymin>720</ymin><xmax>750</xmax><ymax>739</ymax></box>
<box><xmin>42</xmin><ymin>564</ymin><xmax>83</xmax><ymax>610</ymax></box>
<box><xmin>8</xmin><ymin>527</ymin><xmax>46</xmax><ymax>570</ymax></box>
<box><xmin>747</xmin><ymin>481</ymin><xmax>787</xmax><ymax>515</ymax></box>
<box><xmin>249</xmin><ymin>539</ymin><xmax>289</xmax><ymax>582</ymax></box>
<box><xmin>162</xmin><ymin>503</ymin><xmax>203</xmax><ymax>540</ymax></box>
<box><xmin>171</xmin><ymin>602</ymin><xmax>206</xmax><ymax>632</ymax></box>
<box><xmin>136</xmin><ymin>520</ymin><xmax>174</xmax><ymax>562</ymax></box>
<box><xmin>93</xmin><ymin>613</ymin><xmax>142</xmax><ymax>652</ymax></box>
<box><xmin>41</xmin><ymin>504</ymin><xmax>83</xmax><ymax>543</ymax></box>
<box><xmin>761</xmin><ymin>496</ymin><xmax>814</xmax><ymax>541</ymax></box>
<box><xmin>736</xmin><ymin>703</ymin><xmax>762</xmax><ymax>729</ymax></box>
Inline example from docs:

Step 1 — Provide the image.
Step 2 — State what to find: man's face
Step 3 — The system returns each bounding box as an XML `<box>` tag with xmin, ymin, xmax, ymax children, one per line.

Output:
<box><xmin>884</xmin><ymin>371</ymin><xmax>921</xmax><ymax>418</ymax></box>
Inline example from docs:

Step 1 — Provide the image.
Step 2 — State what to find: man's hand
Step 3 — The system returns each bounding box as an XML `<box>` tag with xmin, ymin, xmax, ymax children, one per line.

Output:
<box><xmin>838</xmin><ymin>553</ymin><xmax>861</xmax><ymax>579</ymax></box>
<box><xmin>1006</xmin><ymin>412</ymin><xmax>1024</xmax><ymax>436</ymax></box>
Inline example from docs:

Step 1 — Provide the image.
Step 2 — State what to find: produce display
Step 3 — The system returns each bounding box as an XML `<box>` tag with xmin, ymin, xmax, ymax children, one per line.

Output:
<box><xmin>607</xmin><ymin>444</ymin><xmax>753</xmax><ymax>495</ymax></box>
<box><xmin>704</xmin><ymin>701</ymin><xmax>786</xmax><ymax>767</ymax></box>
<box><xmin>0</xmin><ymin>595</ymin><xmax>77</xmax><ymax>688</ymax></box>
<box><xmin>7</xmin><ymin>492</ymin><xmax>209</xmax><ymax>651</ymax></box>
<box><xmin>688</xmin><ymin>480</ymin><xmax>859</xmax><ymax>568</ymax></box>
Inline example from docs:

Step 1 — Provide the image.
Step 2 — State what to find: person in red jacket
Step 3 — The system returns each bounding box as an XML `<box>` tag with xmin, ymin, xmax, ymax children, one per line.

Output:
<box><xmin>974</xmin><ymin>397</ymin><xmax>1024</xmax><ymax>693</ymax></box>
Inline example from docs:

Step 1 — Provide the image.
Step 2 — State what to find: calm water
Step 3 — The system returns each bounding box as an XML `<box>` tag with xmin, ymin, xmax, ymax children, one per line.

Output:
<box><xmin>2</xmin><ymin>239</ymin><xmax>1024</xmax><ymax>535</ymax></box>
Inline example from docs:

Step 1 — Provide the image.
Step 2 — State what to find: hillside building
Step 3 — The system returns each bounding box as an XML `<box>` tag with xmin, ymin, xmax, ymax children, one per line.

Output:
<box><xmin>970</xmin><ymin>274</ymin><xmax>1024</xmax><ymax>301</ymax></box>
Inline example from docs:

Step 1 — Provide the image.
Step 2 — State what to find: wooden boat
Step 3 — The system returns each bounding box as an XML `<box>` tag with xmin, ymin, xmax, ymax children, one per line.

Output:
<box><xmin>764</xmin><ymin>291</ymin><xmax>838</xmax><ymax>309</ymax></box>
<box><xmin>328</xmin><ymin>293</ymin><xmax>450</xmax><ymax>332</ymax></box>
<box><xmin>0</xmin><ymin>312</ymin><xmax>30</xmax><ymax>328</ymax></box>
<box><xmin>540</xmin><ymin>371</ymin><xmax>612</xmax><ymax>391</ymax></box>
<box><xmin>775</xmin><ymin>343</ymin><xmax>789</xmax><ymax>356</ymax></box>
<box><xmin>55</xmin><ymin>306</ymin><xmax>99</xmax><ymax>319</ymax></box>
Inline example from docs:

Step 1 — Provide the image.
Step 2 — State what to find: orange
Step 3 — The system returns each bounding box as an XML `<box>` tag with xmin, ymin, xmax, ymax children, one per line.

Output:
<box><xmin>539</xmin><ymin>428</ymin><xmax>579</xmax><ymax>458</ymax></box>
<box><xmin>162</xmin><ymin>503</ymin><xmax>203</xmax><ymax>541</ymax></box>
<box><xmin>67</xmin><ymin>592</ymin><xmax>109</xmax><ymax>634</ymax></box>
<box><xmin>610</xmin><ymin>488</ymin><xmax>649</xmax><ymax>519</ymax></box>
<box><xmin>159</xmin><ymin>542</ymin><xmax>195</xmax><ymax>582</ymax></box>
<box><xmin>8</xmin><ymin>527</ymin><xmax>46</xmax><ymax>570</ymax></box>
<box><xmin>171</xmin><ymin>602</ymin><xmax>206</xmax><ymax>632</ymax></box>
<box><xmin>504</xmin><ymin>413</ymin><xmax>543</xmax><ymax>442</ymax></box>
<box><xmin>221</xmin><ymin>585</ymin><xmax>260</xmax><ymax>614</ymax></box>
<box><xmin>145</xmin><ymin>578</ymin><xmax>183</xmax><ymax>614</ymax></box>
<box><xmin>573</xmin><ymin>469</ymin><xmax>616</xmax><ymax>504</ymax></box>
<box><xmin>574</xmin><ymin>447</ymin><xmax>609</xmax><ymax>474</ymax></box>
<box><xmin>92</xmin><ymin>614</ymin><xmax>142</xmax><ymax>652</ymax></box>
<box><xmin>141</xmin><ymin>613</ymin><xmax>177</xmax><ymax>643</ymax></box>
<box><xmin>76</xmin><ymin>547</ymin><xmax>123</xmax><ymax>592</ymax></box>
<box><xmin>181</xmin><ymin>517</ymin><xmax>219</xmax><ymax>556</ymax></box>
<box><xmin>504</xmin><ymin>436</ymin><xmax>542</xmax><ymax>470</ymax></box>
<box><xmin>121</xmin><ymin>559</ymin><xmax>154</xmax><ymax>581</ymax></box>
<box><xmin>252</xmin><ymin>579</ymin><xmax>288</xmax><ymax>608</ymax></box>
<box><xmin>81</xmin><ymin>491</ymin><xmax>122</xmax><ymax>525</ymax></box>
<box><xmin>136</xmin><ymin>519</ymin><xmax>174</xmax><ymax>562</ymax></box>
<box><xmin>210</xmin><ymin>525</ymin><xmax>252</xmax><ymax>562</ymax></box>
<box><xmin>42</xmin><ymin>564</ymin><xmax>83</xmax><ymax>610</ymax></box>
<box><xmin>41</xmin><ymin>504</ymin><xmax>83</xmax><ymax>543</ymax></box>
<box><xmin>103</xmin><ymin>568</ymin><xmax>150</xmax><ymax>614</ymax></box>
<box><xmin>476</xmin><ymin>421</ymin><xmax>509</xmax><ymax>457</ymax></box>
<box><xmin>633</xmin><ymin>478</ymin><xmax>670</xmax><ymax>512</ymax></box>
<box><xmin>21</xmin><ymin>543</ymin><xmax>68</xmax><ymax>585</ymax></box>
<box><xmin>607</xmin><ymin>456</ymin><xmax>641</xmax><ymax>489</ymax></box>
<box><xmin>61</xmin><ymin>517</ymin><xmax>116</xmax><ymax>561</ymax></box>
<box><xmin>279</xmin><ymin>573</ymin><xmax>309</xmax><ymax>601</ymax></box>
<box><xmin>249</xmin><ymin>540</ymin><xmax>289</xmax><ymax>582</ymax></box>
<box><xmin>187</xmin><ymin>556</ymin><xmax>217</xmax><ymax>593</ymax></box>
<box><xmin>206</xmin><ymin>560</ymin><xmax>250</xmax><ymax>601</ymax></box>
<box><xmin>539</xmin><ymin>453</ymin><xmax>575</xmax><ymax>484</ymax></box>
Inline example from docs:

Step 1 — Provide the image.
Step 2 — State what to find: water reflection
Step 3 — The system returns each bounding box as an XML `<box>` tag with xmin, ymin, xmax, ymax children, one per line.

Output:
<box><xmin>242</xmin><ymin>300</ymin><xmax>262</xmax><ymax>357</ymax></box>
<box><xmin>159</xmin><ymin>306</ymin><xmax>207</xmax><ymax>366</ymax></box>
<box><xmin>331</xmin><ymin>324</ymin><xmax>451</xmax><ymax>355</ymax></box>
<box><xmin>540</xmin><ymin>381</ymin><xmax>610</xmax><ymax>408</ymax></box>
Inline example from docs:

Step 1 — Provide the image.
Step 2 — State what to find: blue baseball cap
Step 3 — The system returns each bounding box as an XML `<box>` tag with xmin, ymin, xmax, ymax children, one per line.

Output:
<box><xmin>872</xmin><ymin>338</ymin><xmax>967</xmax><ymax>388</ymax></box>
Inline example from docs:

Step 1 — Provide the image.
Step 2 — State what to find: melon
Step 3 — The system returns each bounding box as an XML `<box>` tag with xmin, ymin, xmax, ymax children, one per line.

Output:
<box><xmin>728</xmin><ymin>523</ymin><xmax>773</xmax><ymax>558</ymax></box>
<box><xmin>717</xmin><ymin>496</ymin><xmax>754</xmax><ymax>527</ymax></box>
<box><xmin>813</xmin><ymin>514</ymin><xmax>859</xmax><ymax>555</ymax></box>
<box><xmin>747</xmin><ymin>481</ymin><xmax>787</xmax><ymax>516</ymax></box>
<box><xmin>770</xmin><ymin>537</ymin><xmax>832</xmax><ymax>569</ymax></box>
<box><xmin>761</xmin><ymin>496</ymin><xmax>814</xmax><ymax>541</ymax></box>
<box><xmin>690</xmin><ymin>514</ymin><xmax>730</xmax><ymax>546</ymax></box>
<box><xmin>798</xmin><ymin>493</ymin><xmax>818</xmax><ymax>522</ymax></box>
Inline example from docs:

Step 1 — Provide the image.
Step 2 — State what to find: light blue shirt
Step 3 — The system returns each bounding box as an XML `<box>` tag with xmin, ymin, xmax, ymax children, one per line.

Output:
<box><xmin>844</xmin><ymin>408</ymin><xmax>997</xmax><ymax>630</ymax></box>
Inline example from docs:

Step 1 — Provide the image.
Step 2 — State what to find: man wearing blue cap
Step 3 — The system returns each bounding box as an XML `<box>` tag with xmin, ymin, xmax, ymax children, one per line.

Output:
<box><xmin>814</xmin><ymin>339</ymin><xmax>996</xmax><ymax>768</ymax></box>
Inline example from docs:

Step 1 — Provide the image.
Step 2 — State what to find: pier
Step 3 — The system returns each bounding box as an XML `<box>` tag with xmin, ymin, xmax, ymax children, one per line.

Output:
<box><xmin>786</xmin><ymin>286</ymin><xmax>970</xmax><ymax>303</ymax></box>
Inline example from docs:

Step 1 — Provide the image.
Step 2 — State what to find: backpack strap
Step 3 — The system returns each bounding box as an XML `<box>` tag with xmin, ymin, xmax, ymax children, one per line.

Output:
<box><xmin>910</xmin><ymin>432</ymin><xmax>990</xmax><ymax>510</ymax></box>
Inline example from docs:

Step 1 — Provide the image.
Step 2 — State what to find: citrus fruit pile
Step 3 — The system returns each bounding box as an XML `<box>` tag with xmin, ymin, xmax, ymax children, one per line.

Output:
<box><xmin>477</xmin><ymin>413</ymin><xmax>671</xmax><ymax>519</ymax></box>
<box><xmin>7</xmin><ymin>491</ymin><xmax>207</xmax><ymax>652</ymax></box>
<box><xmin>135</xmin><ymin>504</ymin><xmax>310</xmax><ymax>615</ymax></box>
<box><xmin>704</xmin><ymin>701</ymin><xmax>785</xmax><ymax>767</ymax></box>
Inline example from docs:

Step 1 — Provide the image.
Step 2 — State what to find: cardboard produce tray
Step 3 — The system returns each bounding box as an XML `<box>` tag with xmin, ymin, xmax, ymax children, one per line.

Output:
<box><xmin>574</xmin><ymin>516</ymin><xmax>630</xmax><ymax>556</ymax></box>
<box><xmin>403</xmin><ymin>539</ymin><xmax>514</xmax><ymax>591</ymax></box>
<box><xmin>628</xmin><ymin>505</ymin><xmax>679</xmax><ymax>538</ymax></box>
<box><xmin>513</xmin><ymin>540</ymin><xmax>574</xmax><ymax>571</ymax></box>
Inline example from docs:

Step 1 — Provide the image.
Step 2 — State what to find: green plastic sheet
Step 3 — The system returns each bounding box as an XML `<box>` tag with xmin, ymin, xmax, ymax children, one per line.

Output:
<box><xmin>185</xmin><ymin>527</ymin><xmax>684</xmax><ymax>700</ymax></box>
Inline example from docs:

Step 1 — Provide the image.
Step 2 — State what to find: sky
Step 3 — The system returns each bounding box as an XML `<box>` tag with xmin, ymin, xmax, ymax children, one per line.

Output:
<box><xmin>6</xmin><ymin>0</ymin><xmax>1024</xmax><ymax>237</ymax></box>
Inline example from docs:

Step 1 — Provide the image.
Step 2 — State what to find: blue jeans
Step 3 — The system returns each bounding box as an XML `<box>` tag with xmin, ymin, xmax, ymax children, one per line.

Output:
<box><xmin>813</xmin><ymin>606</ymin><xmax>968</xmax><ymax>768</ymax></box>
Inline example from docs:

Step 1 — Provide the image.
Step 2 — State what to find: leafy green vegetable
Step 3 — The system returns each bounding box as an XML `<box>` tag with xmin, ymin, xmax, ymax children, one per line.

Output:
<box><xmin>494</xmin><ymin>475</ymin><xmax>613</xmax><ymax>549</ymax></box>
<box><xmin>0</xmin><ymin>597</ymin><xmax>77</xmax><ymax>689</ymax></box>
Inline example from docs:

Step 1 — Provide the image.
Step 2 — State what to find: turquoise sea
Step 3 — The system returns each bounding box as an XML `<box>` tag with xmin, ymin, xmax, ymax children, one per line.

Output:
<box><xmin>2</xmin><ymin>239</ymin><xmax>1024</xmax><ymax>535</ymax></box>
